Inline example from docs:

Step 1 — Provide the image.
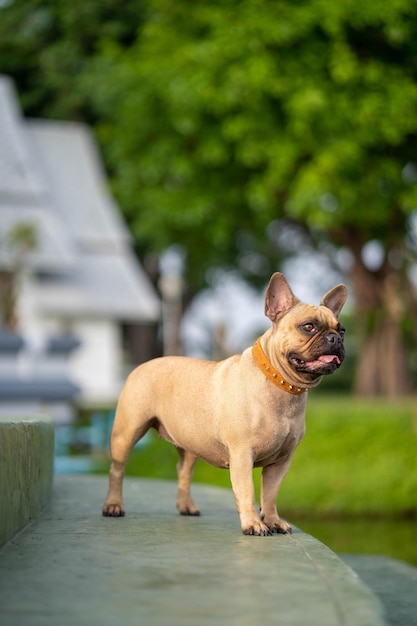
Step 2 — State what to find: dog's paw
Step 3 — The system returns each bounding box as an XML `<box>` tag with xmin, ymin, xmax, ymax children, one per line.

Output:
<box><xmin>261</xmin><ymin>515</ymin><xmax>292</xmax><ymax>534</ymax></box>
<box><xmin>269</xmin><ymin>521</ymin><xmax>292</xmax><ymax>534</ymax></box>
<box><xmin>177</xmin><ymin>501</ymin><xmax>201</xmax><ymax>516</ymax></box>
<box><xmin>179</xmin><ymin>507</ymin><xmax>201</xmax><ymax>516</ymax></box>
<box><xmin>102</xmin><ymin>503</ymin><xmax>125</xmax><ymax>517</ymax></box>
<box><xmin>176</xmin><ymin>495</ymin><xmax>200</xmax><ymax>516</ymax></box>
<box><xmin>242</xmin><ymin>520</ymin><xmax>273</xmax><ymax>536</ymax></box>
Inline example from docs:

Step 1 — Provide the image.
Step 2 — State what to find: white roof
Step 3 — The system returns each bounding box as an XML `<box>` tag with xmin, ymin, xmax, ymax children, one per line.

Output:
<box><xmin>0</xmin><ymin>76</ymin><xmax>44</xmax><ymax>198</ymax></box>
<box><xmin>34</xmin><ymin>250</ymin><xmax>160</xmax><ymax>320</ymax></box>
<box><xmin>0</xmin><ymin>76</ymin><xmax>75</xmax><ymax>271</ymax></box>
<box><xmin>26</xmin><ymin>120</ymin><xmax>131</xmax><ymax>252</ymax></box>
<box><xmin>0</xmin><ymin>75</ymin><xmax>160</xmax><ymax>322</ymax></box>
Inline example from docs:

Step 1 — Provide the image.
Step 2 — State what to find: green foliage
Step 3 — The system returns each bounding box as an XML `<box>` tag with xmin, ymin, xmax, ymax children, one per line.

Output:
<box><xmin>6</xmin><ymin>223</ymin><xmax>37</xmax><ymax>254</ymax></box>
<box><xmin>3</xmin><ymin>1</ymin><xmax>417</xmax><ymax>393</ymax></box>
<box><xmin>0</xmin><ymin>0</ymin><xmax>144</xmax><ymax>120</ymax></box>
<box><xmin>2</xmin><ymin>0</ymin><xmax>417</xmax><ymax>290</ymax></box>
<box><xmin>91</xmin><ymin>0</ymin><xmax>417</xmax><ymax>288</ymax></box>
<box><xmin>0</xmin><ymin>222</ymin><xmax>38</xmax><ymax>327</ymax></box>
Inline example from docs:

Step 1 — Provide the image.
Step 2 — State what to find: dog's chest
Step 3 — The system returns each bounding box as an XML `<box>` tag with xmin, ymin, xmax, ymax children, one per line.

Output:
<box><xmin>251</xmin><ymin>409</ymin><xmax>306</xmax><ymax>467</ymax></box>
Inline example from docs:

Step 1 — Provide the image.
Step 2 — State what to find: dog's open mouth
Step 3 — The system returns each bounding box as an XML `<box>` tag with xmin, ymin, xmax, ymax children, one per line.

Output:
<box><xmin>289</xmin><ymin>353</ymin><xmax>342</xmax><ymax>374</ymax></box>
<box><xmin>307</xmin><ymin>354</ymin><xmax>341</xmax><ymax>367</ymax></box>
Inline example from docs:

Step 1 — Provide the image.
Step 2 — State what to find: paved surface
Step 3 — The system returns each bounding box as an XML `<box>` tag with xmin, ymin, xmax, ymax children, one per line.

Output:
<box><xmin>0</xmin><ymin>475</ymin><xmax>387</xmax><ymax>626</ymax></box>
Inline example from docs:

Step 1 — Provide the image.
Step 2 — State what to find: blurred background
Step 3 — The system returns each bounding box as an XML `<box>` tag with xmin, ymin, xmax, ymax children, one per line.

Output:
<box><xmin>0</xmin><ymin>0</ymin><xmax>416</xmax><ymax>564</ymax></box>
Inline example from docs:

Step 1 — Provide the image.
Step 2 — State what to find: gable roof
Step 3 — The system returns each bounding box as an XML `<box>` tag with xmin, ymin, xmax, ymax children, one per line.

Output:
<box><xmin>0</xmin><ymin>76</ymin><xmax>74</xmax><ymax>271</ymax></box>
<box><xmin>26</xmin><ymin>120</ymin><xmax>130</xmax><ymax>253</ymax></box>
<box><xmin>0</xmin><ymin>75</ymin><xmax>160</xmax><ymax>322</ymax></box>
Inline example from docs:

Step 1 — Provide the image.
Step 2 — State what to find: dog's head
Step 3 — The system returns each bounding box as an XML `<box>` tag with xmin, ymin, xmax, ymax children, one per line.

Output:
<box><xmin>265</xmin><ymin>273</ymin><xmax>347</xmax><ymax>382</ymax></box>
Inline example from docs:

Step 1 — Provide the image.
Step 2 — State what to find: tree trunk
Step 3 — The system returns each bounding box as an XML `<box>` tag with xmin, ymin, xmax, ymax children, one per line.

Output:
<box><xmin>0</xmin><ymin>271</ymin><xmax>17</xmax><ymax>329</ymax></box>
<box><xmin>349</xmin><ymin>253</ymin><xmax>413</xmax><ymax>397</ymax></box>
<box><xmin>354</xmin><ymin>316</ymin><xmax>412</xmax><ymax>396</ymax></box>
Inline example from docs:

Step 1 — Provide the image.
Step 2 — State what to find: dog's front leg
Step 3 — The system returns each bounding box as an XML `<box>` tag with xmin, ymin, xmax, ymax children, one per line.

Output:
<box><xmin>229</xmin><ymin>451</ymin><xmax>272</xmax><ymax>536</ymax></box>
<box><xmin>260</xmin><ymin>461</ymin><xmax>292</xmax><ymax>534</ymax></box>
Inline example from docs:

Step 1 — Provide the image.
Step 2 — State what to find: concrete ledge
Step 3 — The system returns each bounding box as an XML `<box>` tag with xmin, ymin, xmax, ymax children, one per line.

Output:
<box><xmin>0</xmin><ymin>476</ymin><xmax>387</xmax><ymax>626</ymax></box>
<box><xmin>0</xmin><ymin>415</ymin><xmax>54</xmax><ymax>547</ymax></box>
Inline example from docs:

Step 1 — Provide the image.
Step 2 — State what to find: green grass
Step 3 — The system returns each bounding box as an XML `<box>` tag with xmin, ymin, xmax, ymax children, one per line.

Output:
<box><xmin>100</xmin><ymin>394</ymin><xmax>417</xmax><ymax>518</ymax></box>
<box><xmin>279</xmin><ymin>394</ymin><xmax>417</xmax><ymax>517</ymax></box>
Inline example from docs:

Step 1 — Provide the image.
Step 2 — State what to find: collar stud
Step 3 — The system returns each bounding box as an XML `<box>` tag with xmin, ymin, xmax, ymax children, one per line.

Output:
<box><xmin>252</xmin><ymin>338</ymin><xmax>307</xmax><ymax>395</ymax></box>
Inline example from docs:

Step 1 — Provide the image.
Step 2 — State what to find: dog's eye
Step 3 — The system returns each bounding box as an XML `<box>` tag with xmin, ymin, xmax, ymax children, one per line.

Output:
<box><xmin>302</xmin><ymin>323</ymin><xmax>316</xmax><ymax>333</ymax></box>
<box><xmin>338</xmin><ymin>325</ymin><xmax>346</xmax><ymax>336</ymax></box>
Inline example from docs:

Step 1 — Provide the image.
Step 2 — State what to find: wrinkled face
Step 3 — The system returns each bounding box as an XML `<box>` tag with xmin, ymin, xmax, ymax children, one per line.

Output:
<box><xmin>278</xmin><ymin>303</ymin><xmax>345</xmax><ymax>379</ymax></box>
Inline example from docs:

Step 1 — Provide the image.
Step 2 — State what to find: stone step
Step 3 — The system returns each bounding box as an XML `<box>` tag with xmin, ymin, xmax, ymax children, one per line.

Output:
<box><xmin>0</xmin><ymin>415</ymin><xmax>54</xmax><ymax>547</ymax></box>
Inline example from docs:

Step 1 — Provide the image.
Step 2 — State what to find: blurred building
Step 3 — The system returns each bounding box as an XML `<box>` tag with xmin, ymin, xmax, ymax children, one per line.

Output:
<box><xmin>0</xmin><ymin>75</ymin><xmax>160</xmax><ymax>420</ymax></box>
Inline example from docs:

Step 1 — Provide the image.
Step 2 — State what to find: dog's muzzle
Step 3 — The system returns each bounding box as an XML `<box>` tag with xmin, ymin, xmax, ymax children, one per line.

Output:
<box><xmin>289</xmin><ymin>331</ymin><xmax>345</xmax><ymax>376</ymax></box>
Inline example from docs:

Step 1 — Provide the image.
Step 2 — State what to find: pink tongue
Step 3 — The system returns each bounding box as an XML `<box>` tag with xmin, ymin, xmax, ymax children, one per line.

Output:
<box><xmin>318</xmin><ymin>355</ymin><xmax>341</xmax><ymax>365</ymax></box>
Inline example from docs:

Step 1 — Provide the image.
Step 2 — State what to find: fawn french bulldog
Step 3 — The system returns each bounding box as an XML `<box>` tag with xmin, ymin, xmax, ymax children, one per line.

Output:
<box><xmin>103</xmin><ymin>272</ymin><xmax>347</xmax><ymax>535</ymax></box>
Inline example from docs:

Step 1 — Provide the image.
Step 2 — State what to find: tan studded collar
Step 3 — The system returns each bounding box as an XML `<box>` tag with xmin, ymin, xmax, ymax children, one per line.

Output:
<box><xmin>252</xmin><ymin>338</ymin><xmax>308</xmax><ymax>395</ymax></box>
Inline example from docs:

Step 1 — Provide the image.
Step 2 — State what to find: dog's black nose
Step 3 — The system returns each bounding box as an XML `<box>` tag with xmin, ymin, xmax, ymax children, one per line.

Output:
<box><xmin>325</xmin><ymin>331</ymin><xmax>343</xmax><ymax>347</ymax></box>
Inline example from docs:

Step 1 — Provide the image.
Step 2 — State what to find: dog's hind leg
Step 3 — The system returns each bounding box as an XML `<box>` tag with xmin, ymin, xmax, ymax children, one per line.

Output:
<box><xmin>176</xmin><ymin>448</ymin><xmax>200</xmax><ymax>516</ymax></box>
<box><xmin>102</xmin><ymin>407</ymin><xmax>151</xmax><ymax>517</ymax></box>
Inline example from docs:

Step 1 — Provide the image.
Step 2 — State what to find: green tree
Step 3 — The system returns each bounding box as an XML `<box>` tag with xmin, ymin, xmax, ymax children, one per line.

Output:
<box><xmin>2</xmin><ymin>0</ymin><xmax>417</xmax><ymax>395</ymax></box>
<box><xmin>94</xmin><ymin>0</ymin><xmax>417</xmax><ymax>396</ymax></box>
<box><xmin>0</xmin><ymin>223</ymin><xmax>37</xmax><ymax>329</ymax></box>
<box><xmin>0</xmin><ymin>0</ymin><xmax>144</xmax><ymax>120</ymax></box>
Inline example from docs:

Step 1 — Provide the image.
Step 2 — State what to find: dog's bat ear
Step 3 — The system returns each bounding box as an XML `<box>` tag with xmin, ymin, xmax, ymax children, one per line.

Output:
<box><xmin>320</xmin><ymin>284</ymin><xmax>348</xmax><ymax>319</ymax></box>
<box><xmin>265</xmin><ymin>273</ymin><xmax>299</xmax><ymax>321</ymax></box>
